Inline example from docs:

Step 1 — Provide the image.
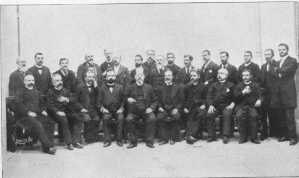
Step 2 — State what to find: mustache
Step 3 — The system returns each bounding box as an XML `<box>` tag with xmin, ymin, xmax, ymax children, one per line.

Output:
<box><xmin>28</xmin><ymin>83</ymin><xmax>34</xmax><ymax>87</ymax></box>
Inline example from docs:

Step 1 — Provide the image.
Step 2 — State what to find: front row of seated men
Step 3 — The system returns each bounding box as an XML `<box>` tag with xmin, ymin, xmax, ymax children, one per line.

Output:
<box><xmin>12</xmin><ymin>65</ymin><xmax>266</xmax><ymax>155</ymax></box>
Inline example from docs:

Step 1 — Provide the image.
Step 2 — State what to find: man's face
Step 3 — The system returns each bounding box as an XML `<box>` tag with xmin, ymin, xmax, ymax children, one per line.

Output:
<box><xmin>52</xmin><ymin>74</ymin><xmax>63</xmax><ymax>89</ymax></box>
<box><xmin>242</xmin><ymin>71</ymin><xmax>251</xmax><ymax>82</ymax></box>
<box><xmin>135</xmin><ymin>73</ymin><xmax>145</xmax><ymax>86</ymax></box>
<box><xmin>167</xmin><ymin>54</ymin><xmax>175</xmax><ymax>64</ymax></box>
<box><xmin>184</xmin><ymin>56</ymin><xmax>192</xmax><ymax>67</ymax></box>
<box><xmin>220</xmin><ymin>53</ymin><xmax>228</xmax><ymax>64</ymax></box>
<box><xmin>113</xmin><ymin>57</ymin><xmax>121</xmax><ymax>66</ymax></box>
<box><xmin>24</xmin><ymin>75</ymin><xmax>35</xmax><ymax>89</ymax></box>
<box><xmin>147</xmin><ymin>50</ymin><xmax>155</xmax><ymax>62</ymax></box>
<box><xmin>217</xmin><ymin>70</ymin><xmax>228</xmax><ymax>81</ymax></box>
<box><xmin>264</xmin><ymin>50</ymin><xmax>273</xmax><ymax>62</ymax></box>
<box><xmin>35</xmin><ymin>54</ymin><xmax>44</xmax><ymax>66</ymax></box>
<box><xmin>278</xmin><ymin>45</ymin><xmax>288</xmax><ymax>57</ymax></box>
<box><xmin>60</xmin><ymin>59</ymin><xmax>69</xmax><ymax>70</ymax></box>
<box><xmin>155</xmin><ymin>56</ymin><xmax>163</xmax><ymax>65</ymax></box>
<box><xmin>104</xmin><ymin>50</ymin><xmax>113</xmax><ymax>62</ymax></box>
<box><xmin>17</xmin><ymin>59</ymin><xmax>26</xmax><ymax>71</ymax></box>
<box><xmin>244</xmin><ymin>52</ymin><xmax>252</xmax><ymax>63</ymax></box>
<box><xmin>85</xmin><ymin>54</ymin><xmax>94</xmax><ymax>64</ymax></box>
<box><xmin>190</xmin><ymin>71</ymin><xmax>199</xmax><ymax>81</ymax></box>
<box><xmin>164</xmin><ymin>71</ymin><xmax>173</xmax><ymax>83</ymax></box>
<box><xmin>85</xmin><ymin>72</ymin><xmax>95</xmax><ymax>85</ymax></box>
<box><xmin>202</xmin><ymin>51</ymin><xmax>210</xmax><ymax>62</ymax></box>
<box><xmin>106</xmin><ymin>71</ymin><xmax>116</xmax><ymax>83</ymax></box>
<box><xmin>135</xmin><ymin>56</ymin><xmax>143</xmax><ymax>67</ymax></box>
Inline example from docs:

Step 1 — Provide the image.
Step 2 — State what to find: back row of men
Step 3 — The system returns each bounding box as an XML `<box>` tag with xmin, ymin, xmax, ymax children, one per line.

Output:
<box><xmin>8</xmin><ymin>43</ymin><xmax>298</xmax><ymax>155</ymax></box>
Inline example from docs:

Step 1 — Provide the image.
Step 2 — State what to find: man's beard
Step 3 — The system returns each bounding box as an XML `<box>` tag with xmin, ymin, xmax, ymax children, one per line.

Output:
<box><xmin>168</xmin><ymin>60</ymin><xmax>174</xmax><ymax>65</ymax></box>
<box><xmin>55</xmin><ymin>83</ymin><xmax>63</xmax><ymax>90</ymax></box>
<box><xmin>135</xmin><ymin>63</ymin><xmax>142</xmax><ymax>67</ymax></box>
<box><xmin>26</xmin><ymin>83</ymin><xmax>34</xmax><ymax>89</ymax></box>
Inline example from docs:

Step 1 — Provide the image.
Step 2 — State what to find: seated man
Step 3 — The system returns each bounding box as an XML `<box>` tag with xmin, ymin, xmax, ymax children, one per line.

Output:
<box><xmin>125</xmin><ymin>72</ymin><xmax>158</xmax><ymax>149</ymax></box>
<box><xmin>157</xmin><ymin>69</ymin><xmax>184</xmax><ymax>145</ymax></box>
<box><xmin>15</xmin><ymin>74</ymin><xmax>56</xmax><ymax>154</ymax></box>
<box><xmin>97</xmin><ymin>69</ymin><xmax>125</xmax><ymax>147</ymax></box>
<box><xmin>76</xmin><ymin>71</ymin><xmax>100</xmax><ymax>144</ymax></box>
<box><xmin>206</xmin><ymin>68</ymin><xmax>235</xmax><ymax>143</ymax></box>
<box><xmin>47</xmin><ymin>73</ymin><xmax>85</xmax><ymax>150</ymax></box>
<box><xmin>234</xmin><ymin>69</ymin><xmax>262</xmax><ymax>144</ymax></box>
<box><xmin>183</xmin><ymin>70</ymin><xmax>206</xmax><ymax>144</ymax></box>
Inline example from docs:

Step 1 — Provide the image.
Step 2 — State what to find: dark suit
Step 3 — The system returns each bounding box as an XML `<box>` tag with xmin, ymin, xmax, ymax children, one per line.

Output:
<box><xmin>156</xmin><ymin>83</ymin><xmax>184</xmax><ymax>142</ymax></box>
<box><xmin>176</xmin><ymin>66</ymin><xmax>195</xmax><ymax>84</ymax></box>
<box><xmin>125</xmin><ymin>83</ymin><xmax>158</xmax><ymax>144</ymax></box>
<box><xmin>27</xmin><ymin>66</ymin><xmax>52</xmax><ymax>94</ymax></box>
<box><xmin>165</xmin><ymin>64</ymin><xmax>181</xmax><ymax>82</ymax></box>
<box><xmin>15</xmin><ymin>87</ymin><xmax>55</xmax><ymax>149</ymax></box>
<box><xmin>100</xmin><ymin>61</ymin><xmax>114</xmax><ymax>73</ymax></box>
<box><xmin>143</xmin><ymin>60</ymin><xmax>156</xmax><ymax>71</ymax></box>
<box><xmin>54</xmin><ymin>69</ymin><xmax>77</xmax><ymax>93</ymax></box>
<box><xmin>9</xmin><ymin>69</ymin><xmax>26</xmax><ymax>97</ymax></box>
<box><xmin>114</xmin><ymin>65</ymin><xmax>130</xmax><ymax>88</ymax></box>
<box><xmin>184</xmin><ymin>82</ymin><xmax>206</xmax><ymax>138</ymax></box>
<box><xmin>149</xmin><ymin>65</ymin><xmax>165</xmax><ymax>91</ymax></box>
<box><xmin>76</xmin><ymin>83</ymin><xmax>99</xmax><ymax>143</ymax></box>
<box><xmin>219</xmin><ymin>63</ymin><xmax>238</xmax><ymax>84</ymax></box>
<box><xmin>47</xmin><ymin>88</ymin><xmax>83</xmax><ymax>144</ymax></box>
<box><xmin>238</xmin><ymin>62</ymin><xmax>261</xmax><ymax>84</ymax></box>
<box><xmin>271</xmin><ymin>56</ymin><xmax>298</xmax><ymax>140</ymax></box>
<box><xmin>201</xmin><ymin>60</ymin><xmax>219</xmax><ymax>97</ymax></box>
<box><xmin>206</xmin><ymin>81</ymin><xmax>235</xmax><ymax>138</ymax></box>
<box><xmin>97</xmin><ymin>84</ymin><xmax>125</xmax><ymax>142</ymax></box>
<box><xmin>77</xmin><ymin>62</ymin><xmax>102</xmax><ymax>86</ymax></box>
<box><xmin>129</xmin><ymin>67</ymin><xmax>150</xmax><ymax>84</ymax></box>
<box><xmin>234</xmin><ymin>81</ymin><xmax>261</xmax><ymax>141</ymax></box>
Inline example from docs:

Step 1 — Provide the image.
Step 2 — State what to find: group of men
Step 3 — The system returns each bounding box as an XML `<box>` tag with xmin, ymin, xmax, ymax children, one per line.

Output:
<box><xmin>7</xmin><ymin>43</ymin><xmax>298</xmax><ymax>155</ymax></box>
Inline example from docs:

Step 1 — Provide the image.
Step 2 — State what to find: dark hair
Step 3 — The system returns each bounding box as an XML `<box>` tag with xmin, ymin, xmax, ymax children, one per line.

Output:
<box><xmin>244</xmin><ymin>50</ymin><xmax>253</xmax><ymax>57</ymax></box>
<box><xmin>184</xmin><ymin>54</ymin><xmax>193</xmax><ymax>61</ymax></box>
<box><xmin>34</xmin><ymin>52</ymin><xmax>43</xmax><ymax>58</ymax></box>
<box><xmin>135</xmin><ymin>54</ymin><xmax>143</xmax><ymax>61</ymax></box>
<box><xmin>264</xmin><ymin>49</ymin><xmax>274</xmax><ymax>57</ymax></box>
<box><xmin>202</xmin><ymin>50</ymin><xmax>211</xmax><ymax>55</ymax></box>
<box><xmin>220</xmin><ymin>51</ymin><xmax>229</xmax><ymax>57</ymax></box>
<box><xmin>59</xmin><ymin>58</ymin><xmax>69</xmax><ymax>64</ymax></box>
<box><xmin>166</xmin><ymin>52</ymin><xmax>175</xmax><ymax>58</ymax></box>
<box><xmin>278</xmin><ymin>43</ymin><xmax>289</xmax><ymax>51</ymax></box>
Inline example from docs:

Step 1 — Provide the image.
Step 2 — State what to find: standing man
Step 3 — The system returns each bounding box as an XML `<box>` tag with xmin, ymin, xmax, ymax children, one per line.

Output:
<box><xmin>27</xmin><ymin>52</ymin><xmax>52</xmax><ymax>95</ymax></box>
<box><xmin>130</xmin><ymin>54</ymin><xmax>150</xmax><ymax>84</ymax></box>
<box><xmin>238</xmin><ymin>51</ymin><xmax>261</xmax><ymax>84</ymax></box>
<box><xmin>219</xmin><ymin>51</ymin><xmax>238</xmax><ymax>84</ymax></box>
<box><xmin>54</xmin><ymin>58</ymin><xmax>77</xmax><ymax>93</ymax></box>
<box><xmin>234</xmin><ymin>69</ymin><xmax>262</xmax><ymax>144</ymax></box>
<box><xmin>9</xmin><ymin>58</ymin><xmax>27</xmax><ymax>97</ymax></box>
<box><xmin>149</xmin><ymin>55</ymin><xmax>166</xmax><ymax>92</ymax></box>
<box><xmin>125</xmin><ymin>72</ymin><xmax>158</xmax><ymax>149</ymax></box>
<box><xmin>113</xmin><ymin>56</ymin><xmax>130</xmax><ymax>87</ymax></box>
<box><xmin>165</xmin><ymin>52</ymin><xmax>181</xmax><ymax>81</ymax></box>
<box><xmin>176</xmin><ymin>55</ymin><xmax>195</xmax><ymax>85</ymax></box>
<box><xmin>77</xmin><ymin>53</ymin><xmax>102</xmax><ymax>86</ymax></box>
<box><xmin>272</xmin><ymin>43</ymin><xmax>298</xmax><ymax>145</ymax></box>
<box><xmin>47</xmin><ymin>73</ymin><xmax>85</xmax><ymax>150</ymax></box>
<box><xmin>206</xmin><ymin>68</ymin><xmax>235</xmax><ymax>143</ymax></box>
<box><xmin>76</xmin><ymin>71</ymin><xmax>100</xmax><ymax>144</ymax></box>
<box><xmin>200</xmin><ymin>50</ymin><xmax>219</xmax><ymax>87</ymax></box>
<box><xmin>97</xmin><ymin>69</ymin><xmax>125</xmax><ymax>147</ymax></box>
<box><xmin>157</xmin><ymin>70</ymin><xmax>185</xmax><ymax>145</ymax></box>
<box><xmin>15</xmin><ymin>74</ymin><xmax>56</xmax><ymax>154</ymax></box>
<box><xmin>100</xmin><ymin>49</ymin><xmax>114</xmax><ymax>75</ymax></box>
<box><xmin>143</xmin><ymin>49</ymin><xmax>156</xmax><ymax>71</ymax></box>
<box><xmin>183</xmin><ymin>70</ymin><xmax>206</xmax><ymax>144</ymax></box>
<box><xmin>260</xmin><ymin>49</ymin><xmax>277</xmax><ymax>140</ymax></box>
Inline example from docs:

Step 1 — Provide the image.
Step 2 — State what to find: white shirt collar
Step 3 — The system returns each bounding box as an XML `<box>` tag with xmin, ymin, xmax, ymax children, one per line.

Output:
<box><xmin>114</xmin><ymin>64</ymin><xmax>120</xmax><ymax>74</ymax></box>
<box><xmin>244</xmin><ymin>62</ymin><xmax>252</xmax><ymax>67</ymax></box>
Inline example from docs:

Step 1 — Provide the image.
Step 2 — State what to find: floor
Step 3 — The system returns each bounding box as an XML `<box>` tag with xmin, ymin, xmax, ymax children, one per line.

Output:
<box><xmin>3</xmin><ymin>137</ymin><xmax>299</xmax><ymax>178</ymax></box>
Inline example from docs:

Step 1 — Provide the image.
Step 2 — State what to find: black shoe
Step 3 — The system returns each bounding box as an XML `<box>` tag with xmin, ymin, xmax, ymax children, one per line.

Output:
<box><xmin>43</xmin><ymin>147</ymin><xmax>56</xmax><ymax>155</ymax></box>
<box><xmin>186</xmin><ymin>136</ymin><xmax>197</xmax><ymax>144</ymax></box>
<box><xmin>169</xmin><ymin>140</ymin><xmax>175</xmax><ymax>145</ymax></box>
<box><xmin>73</xmin><ymin>142</ymin><xmax>84</xmax><ymax>149</ymax></box>
<box><xmin>127</xmin><ymin>143</ymin><xmax>137</xmax><ymax>149</ymax></box>
<box><xmin>146</xmin><ymin>142</ymin><xmax>155</xmax><ymax>148</ymax></box>
<box><xmin>238</xmin><ymin>139</ymin><xmax>247</xmax><ymax>144</ymax></box>
<box><xmin>251</xmin><ymin>139</ymin><xmax>261</xmax><ymax>144</ymax></box>
<box><xmin>103</xmin><ymin>142</ymin><xmax>111</xmax><ymax>147</ymax></box>
<box><xmin>66</xmin><ymin>144</ymin><xmax>74</xmax><ymax>150</ymax></box>
<box><xmin>116</xmin><ymin>141</ymin><xmax>123</xmax><ymax>147</ymax></box>
<box><xmin>260</xmin><ymin>134</ymin><xmax>268</xmax><ymax>141</ymax></box>
<box><xmin>278</xmin><ymin>137</ymin><xmax>288</xmax><ymax>142</ymax></box>
<box><xmin>289</xmin><ymin>139</ymin><xmax>298</xmax><ymax>146</ymax></box>
<box><xmin>207</xmin><ymin>137</ymin><xmax>216</xmax><ymax>142</ymax></box>
<box><xmin>158</xmin><ymin>140</ymin><xmax>168</xmax><ymax>145</ymax></box>
<box><xmin>223</xmin><ymin>136</ymin><xmax>229</xmax><ymax>144</ymax></box>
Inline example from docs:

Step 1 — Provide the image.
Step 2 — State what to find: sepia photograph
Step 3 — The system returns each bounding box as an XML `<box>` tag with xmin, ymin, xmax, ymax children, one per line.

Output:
<box><xmin>1</xmin><ymin>1</ymin><xmax>299</xmax><ymax>177</ymax></box>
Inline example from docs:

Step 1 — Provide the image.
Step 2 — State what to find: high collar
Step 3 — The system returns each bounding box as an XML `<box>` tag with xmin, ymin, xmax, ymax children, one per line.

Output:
<box><xmin>243</xmin><ymin>80</ymin><xmax>252</xmax><ymax>85</ymax></box>
<box><xmin>35</xmin><ymin>65</ymin><xmax>43</xmax><ymax>69</ymax></box>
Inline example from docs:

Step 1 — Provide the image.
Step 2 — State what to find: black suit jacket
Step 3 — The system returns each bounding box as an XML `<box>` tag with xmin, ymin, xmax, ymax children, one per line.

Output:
<box><xmin>260</xmin><ymin>60</ymin><xmax>278</xmax><ymax>105</ymax></box>
<box><xmin>149</xmin><ymin>65</ymin><xmax>165</xmax><ymax>89</ymax></box>
<box><xmin>97</xmin><ymin>83</ymin><xmax>124</xmax><ymax>113</ymax></box>
<box><xmin>76</xmin><ymin>83</ymin><xmax>98</xmax><ymax>112</ymax></box>
<box><xmin>176</xmin><ymin>66</ymin><xmax>195</xmax><ymax>84</ymax></box>
<box><xmin>129</xmin><ymin>67</ymin><xmax>150</xmax><ymax>84</ymax></box>
<box><xmin>114</xmin><ymin>65</ymin><xmax>130</xmax><ymax>87</ymax></box>
<box><xmin>238</xmin><ymin>62</ymin><xmax>261</xmax><ymax>84</ymax></box>
<box><xmin>54</xmin><ymin>69</ymin><xmax>77</xmax><ymax>93</ymax></box>
<box><xmin>9</xmin><ymin>69</ymin><xmax>26</xmax><ymax>96</ymax></box>
<box><xmin>100</xmin><ymin>61</ymin><xmax>114</xmax><ymax>73</ymax></box>
<box><xmin>157</xmin><ymin>84</ymin><xmax>184</xmax><ymax>111</ymax></box>
<box><xmin>77</xmin><ymin>62</ymin><xmax>102</xmax><ymax>86</ymax></box>
<box><xmin>184</xmin><ymin>82</ymin><xmax>206</xmax><ymax>110</ymax></box>
<box><xmin>27</xmin><ymin>65</ymin><xmax>52</xmax><ymax>94</ymax></box>
<box><xmin>200</xmin><ymin>60</ymin><xmax>219</xmax><ymax>85</ymax></box>
<box><xmin>219</xmin><ymin>63</ymin><xmax>238</xmax><ymax>84</ymax></box>
<box><xmin>234</xmin><ymin>81</ymin><xmax>261</xmax><ymax>107</ymax></box>
<box><xmin>165</xmin><ymin>63</ymin><xmax>181</xmax><ymax>80</ymax></box>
